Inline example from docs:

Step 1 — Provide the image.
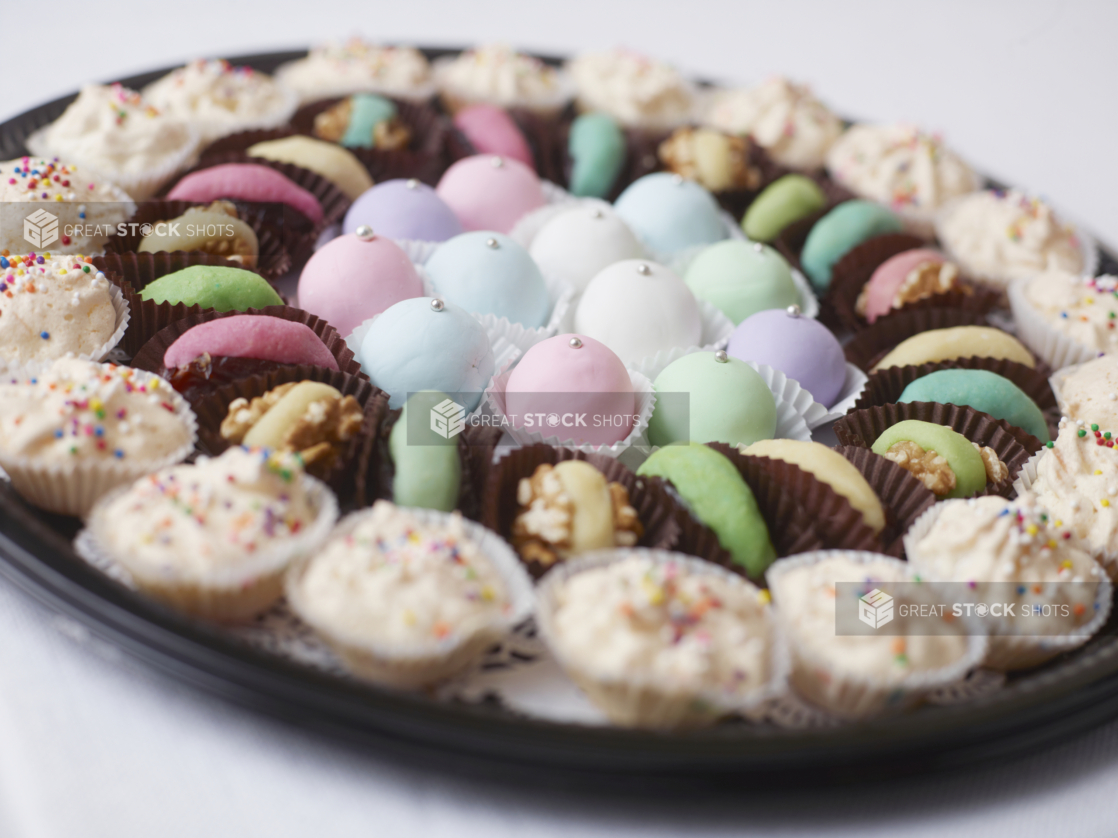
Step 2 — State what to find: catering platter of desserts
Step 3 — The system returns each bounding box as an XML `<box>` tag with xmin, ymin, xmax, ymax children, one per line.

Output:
<box><xmin>1</xmin><ymin>44</ymin><xmax>1117</xmax><ymax>782</ymax></box>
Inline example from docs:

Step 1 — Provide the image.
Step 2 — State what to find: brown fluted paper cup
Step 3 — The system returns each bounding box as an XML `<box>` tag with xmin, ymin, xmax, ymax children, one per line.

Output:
<box><xmin>852</xmin><ymin>356</ymin><xmax>1060</xmax><ymax>441</ymax></box>
<box><xmin>102</xmin><ymin>199</ymin><xmax>291</xmax><ymax>282</ymax></box>
<box><xmin>843</xmin><ymin>307</ymin><xmax>993</xmax><ymax>373</ymax></box>
<box><xmin>481</xmin><ymin>444</ymin><xmax>683</xmax><ymax>579</ymax></box>
<box><xmin>191</xmin><ymin>364</ymin><xmax>386</xmax><ymax>506</ymax></box>
<box><xmin>828</xmin><ymin>234</ymin><xmax>1003</xmax><ymax>334</ymax></box>
<box><xmin>834</xmin><ymin>446</ymin><xmax>937</xmax><ymax>558</ymax></box>
<box><xmin>362</xmin><ymin>410</ymin><xmax>501</xmax><ymax>522</ymax></box>
<box><xmin>199</xmin><ymin>128</ymin><xmax>300</xmax><ymax>159</ymax></box>
<box><xmin>709</xmin><ymin>443</ymin><xmax>883</xmax><ymax>555</ymax></box>
<box><xmin>510</xmin><ymin>107</ymin><xmax>569</xmax><ymax>185</ymax></box>
<box><xmin>93</xmin><ymin>251</ymin><xmax>263</xmax><ymax>357</ymax></box>
<box><xmin>159</xmin><ymin>153</ymin><xmax>352</xmax><ymax>265</ymax></box>
<box><xmin>697</xmin><ymin>443</ymin><xmax>828</xmax><ymax>566</ymax></box>
<box><xmin>129</xmin><ymin>305</ymin><xmax>363</xmax><ymax>409</ymax></box>
<box><xmin>833</xmin><ymin>402</ymin><xmax>1045</xmax><ymax>499</ymax></box>
<box><xmin>290</xmin><ymin>96</ymin><xmax>449</xmax><ymax>186</ymax></box>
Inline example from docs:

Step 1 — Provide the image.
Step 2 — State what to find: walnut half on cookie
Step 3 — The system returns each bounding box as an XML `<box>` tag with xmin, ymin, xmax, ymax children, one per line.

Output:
<box><xmin>220</xmin><ymin>381</ymin><xmax>363</xmax><ymax>477</ymax></box>
<box><xmin>883</xmin><ymin>439</ymin><xmax>1009</xmax><ymax>496</ymax></box>
<box><xmin>511</xmin><ymin>461</ymin><xmax>643</xmax><ymax>569</ymax></box>
<box><xmin>974</xmin><ymin>442</ymin><xmax>1009</xmax><ymax>484</ymax></box>
<box><xmin>883</xmin><ymin>439</ymin><xmax>956</xmax><ymax>496</ymax></box>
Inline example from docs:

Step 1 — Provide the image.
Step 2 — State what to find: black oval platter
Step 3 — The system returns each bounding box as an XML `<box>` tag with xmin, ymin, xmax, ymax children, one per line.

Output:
<box><xmin>2</xmin><ymin>48</ymin><xmax>1117</xmax><ymax>787</ymax></box>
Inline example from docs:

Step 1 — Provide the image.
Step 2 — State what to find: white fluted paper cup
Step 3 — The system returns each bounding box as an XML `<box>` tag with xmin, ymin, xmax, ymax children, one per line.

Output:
<box><xmin>286</xmin><ymin>504</ymin><xmax>535</xmax><ymax>689</ymax></box>
<box><xmin>740</xmin><ymin>361</ymin><xmax>822</xmax><ymax>443</ymax></box>
<box><xmin>345</xmin><ymin>306</ymin><xmax>521</xmax><ymax>419</ymax></box>
<box><xmin>813</xmin><ymin>364</ymin><xmax>871</xmax><ymax>428</ymax></box>
<box><xmin>536</xmin><ymin>548</ymin><xmax>789</xmax><ymax>729</ymax></box>
<box><xmin>395</xmin><ymin>238</ymin><xmax>442</xmax><ymax>264</ymax></box>
<box><xmin>1</xmin><ymin>281</ymin><xmax>131</xmax><ymax>374</ymax></box>
<box><xmin>903</xmin><ymin>500</ymin><xmax>1113</xmax><ymax>670</ymax></box>
<box><xmin>626</xmin><ymin>348</ymin><xmax>813</xmax><ymax>444</ymax></box>
<box><xmin>1008</xmin><ymin>277</ymin><xmax>1105</xmax><ymax>370</ymax></box>
<box><xmin>26</xmin><ymin>124</ymin><xmax>201</xmax><ymax>201</ymax></box>
<box><xmin>76</xmin><ymin>473</ymin><xmax>338</xmax><ymax>622</ymax></box>
<box><xmin>94</xmin><ymin>282</ymin><xmax>131</xmax><ymax>362</ymax></box>
<box><xmin>766</xmin><ymin>550</ymin><xmax>987</xmax><ymax>719</ymax></box>
<box><xmin>0</xmin><ymin>362</ymin><xmax>197</xmax><ymax>517</ymax></box>
<box><xmin>485</xmin><ymin>366</ymin><xmax>655</xmax><ymax>459</ymax></box>
<box><xmin>1012</xmin><ymin>445</ymin><xmax>1118</xmax><ymax>582</ymax></box>
<box><xmin>1011</xmin><ymin>448</ymin><xmax>1046</xmax><ymax>498</ymax></box>
<box><xmin>934</xmin><ymin>193</ymin><xmax>1099</xmax><ymax>295</ymax></box>
<box><xmin>667</xmin><ymin>248</ymin><xmax>820</xmax><ymax>322</ymax></box>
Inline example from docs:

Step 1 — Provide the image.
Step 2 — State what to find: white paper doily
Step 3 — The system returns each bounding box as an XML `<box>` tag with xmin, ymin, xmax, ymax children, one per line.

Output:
<box><xmin>67</xmin><ymin>530</ymin><xmax>1029</xmax><ymax>731</ymax></box>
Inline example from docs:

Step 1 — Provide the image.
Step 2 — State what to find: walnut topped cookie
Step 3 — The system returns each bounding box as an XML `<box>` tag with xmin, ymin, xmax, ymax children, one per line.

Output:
<box><xmin>220</xmin><ymin>381</ymin><xmax>363</xmax><ymax>478</ymax></box>
<box><xmin>512</xmin><ymin>460</ymin><xmax>642</xmax><ymax>572</ymax></box>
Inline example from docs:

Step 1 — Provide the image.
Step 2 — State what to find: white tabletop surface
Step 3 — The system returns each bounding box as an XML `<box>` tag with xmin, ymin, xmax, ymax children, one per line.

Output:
<box><xmin>2</xmin><ymin>0</ymin><xmax>1118</xmax><ymax>835</ymax></box>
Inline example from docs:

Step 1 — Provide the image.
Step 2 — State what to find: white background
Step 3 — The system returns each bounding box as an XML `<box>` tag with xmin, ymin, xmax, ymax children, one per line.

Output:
<box><xmin>2</xmin><ymin>1</ymin><xmax>1118</xmax><ymax>835</ymax></box>
<box><xmin>3</xmin><ymin>0</ymin><xmax>1116</xmax><ymax>249</ymax></box>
